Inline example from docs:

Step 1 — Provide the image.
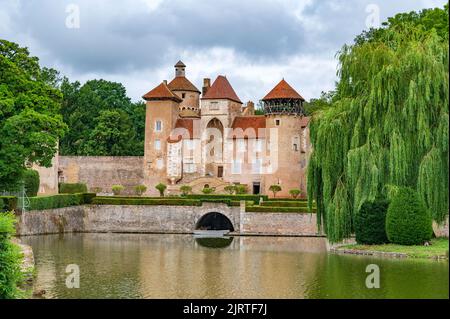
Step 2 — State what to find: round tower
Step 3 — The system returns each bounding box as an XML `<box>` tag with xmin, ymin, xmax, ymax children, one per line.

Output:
<box><xmin>261</xmin><ymin>79</ymin><xmax>309</xmax><ymax>198</ymax></box>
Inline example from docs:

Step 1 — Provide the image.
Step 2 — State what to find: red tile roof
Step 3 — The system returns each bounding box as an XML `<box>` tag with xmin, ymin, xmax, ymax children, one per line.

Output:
<box><xmin>168</xmin><ymin>76</ymin><xmax>200</xmax><ymax>93</ymax></box>
<box><xmin>202</xmin><ymin>75</ymin><xmax>242</xmax><ymax>104</ymax></box>
<box><xmin>168</xmin><ymin>118</ymin><xmax>199</xmax><ymax>142</ymax></box>
<box><xmin>143</xmin><ymin>82</ymin><xmax>182</xmax><ymax>102</ymax></box>
<box><xmin>230</xmin><ymin>116</ymin><xmax>266</xmax><ymax>138</ymax></box>
<box><xmin>262</xmin><ymin>79</ymin><xmax>305</xmax><ymax>101</ymax></box>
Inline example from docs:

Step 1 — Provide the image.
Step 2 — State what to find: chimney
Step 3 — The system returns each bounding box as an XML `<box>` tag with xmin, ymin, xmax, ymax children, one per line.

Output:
<box><xmin>163</xmin><ymin>80</ymin><xmax>168</xmax><ymax>85</ymax></box>
<box><xmin>202</xmin><ymin>78</ymin><xmax>211</xmax><ymax>96</ymax></box>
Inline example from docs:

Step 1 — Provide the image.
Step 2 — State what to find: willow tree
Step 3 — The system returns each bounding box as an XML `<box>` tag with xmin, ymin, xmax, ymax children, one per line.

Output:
<box><xmin>307</xmin><ymin>9</ymin><xmax>449</xmax><ymax>242</ymax></box>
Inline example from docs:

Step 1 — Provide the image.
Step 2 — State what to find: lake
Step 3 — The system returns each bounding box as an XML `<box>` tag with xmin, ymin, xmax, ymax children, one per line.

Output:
<box><xmin>21</xmin><ymin>233</ymin><xmax>449</xmax><ymax>299</ymax></box>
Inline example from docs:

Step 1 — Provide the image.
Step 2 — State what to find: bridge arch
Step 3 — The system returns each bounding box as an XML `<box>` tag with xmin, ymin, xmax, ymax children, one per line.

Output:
<box><xmin>195</xmin><ymin>212</ymin><xmax>235</xmax><ymax>232</ymax></box>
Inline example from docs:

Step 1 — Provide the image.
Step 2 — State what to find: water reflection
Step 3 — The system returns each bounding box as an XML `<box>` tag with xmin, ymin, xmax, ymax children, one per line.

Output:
<box><xmin>195</xmin><ymin>237</ymin><xmax>234</xmax><ymax>249</ymax></box>
<box><xmin>21</xmin><ymin>233</ymin><xmax>449</xmax><ymax>299</ymax></box>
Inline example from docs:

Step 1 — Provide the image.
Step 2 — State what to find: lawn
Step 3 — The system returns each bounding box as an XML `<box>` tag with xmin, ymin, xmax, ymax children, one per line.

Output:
<box><xmin>338</xmin><ymin>238</ymin><xmax>449</xmax><ymax>259</ymax></box>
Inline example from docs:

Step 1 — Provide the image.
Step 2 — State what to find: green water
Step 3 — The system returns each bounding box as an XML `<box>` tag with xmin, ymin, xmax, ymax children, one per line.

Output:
<box><xmin>21</xmin><ymin>233</ymin><xmax>448</xmax><ymax>299</ymax></box>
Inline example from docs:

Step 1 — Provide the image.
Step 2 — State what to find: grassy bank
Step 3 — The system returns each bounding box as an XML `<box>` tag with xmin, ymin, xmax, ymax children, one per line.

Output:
<box><xmin>337</xmin><ymin>238</ymin><xmax>449</xmax><ymax>259</ymax></box>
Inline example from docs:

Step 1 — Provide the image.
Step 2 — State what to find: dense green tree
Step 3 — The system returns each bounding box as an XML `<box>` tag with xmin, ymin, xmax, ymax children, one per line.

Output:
<box><xmin>304</xmin><ymin>91</ymin><xmax>335</xmax><ymax>116</ymax></box>
<box><xmin>0</xmin><ymin>39</ymin><xmax>67</xmax><ymax>191</ymax></box>
<box><xmin>59</xmin><ymin>79</ymin><xmax>144</xmax><ymax>156</ymax></box>
<box><xmin>307</xmin><ymin>6</ymin><xmax>449</xmax><ymax>242</ymax></box>
<box><xmin>81</xmin><ymin>110</ymin><xmax>136</xmax><ymax>156</ymax></box>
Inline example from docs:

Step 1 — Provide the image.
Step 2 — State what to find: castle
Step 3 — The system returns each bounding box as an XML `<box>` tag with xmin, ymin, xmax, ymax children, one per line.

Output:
<box><xmin>36</xmin><ymin>61</ymin><xmax>311</xmax><ymax>198</ymax></box>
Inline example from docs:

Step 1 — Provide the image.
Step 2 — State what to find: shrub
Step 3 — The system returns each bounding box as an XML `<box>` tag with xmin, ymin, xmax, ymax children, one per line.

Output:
<box><xmin>202</xmin><ymin>187</ymin><xmax>215</xmax><ymax>195</ymax></box>
<box><xmin>0</xmin><ymin>212</ymin><xmax>24</xmax><ymax>299</ymax></box>
<box><xmin>28</xmin><ymin>194</ymin><xmax>84</xmax><ymax>211</ymax></box>
<box><xmin>224</xmin><ymin>185</ymin><xmax>236</xmax><ymax>195</ymax></box>
<box><xmin>23</xmin><ymin>170</ymin><xmax>40</xmax><ymax>197</ymax></box>
<box><xmin>355</xmin><ymin>199</ymin><xmax>389</xmax><ymax>245</ymax></box>
<box><xmin>269</xmin><ymin>185</ymin><xmax>282</xmax><ymax>198</ymax></box>
<box><xmin>92</xmin><ymin>197</ymin><xmax>201</xmax><ymax>206</ymax></box>
<box><xmin>134</xmin><ymin>185</ymin><xmax>147</xmax><ymax>196</ymax></box>
<box><xmin>289</xmin><ymin>189</ymin><xmax>301</xmax><ymax>199</ymax></box>
<box><xmin>261</xmin><ymin>201</ymin><xmax>308</xmax><ymax>208</ymax></box>
<box><xmin>386</xmin><ymin>187</ymin><xmax>433</xmax><ymax>245</ymax></box>
<box><xmin>81</xmin><ymin>193</ymin><xmax>96</xmax><ymax>204</ymax></box>
<box><xmin>112</xmin><ymin>185</ymin><xmax>124</xmax><ymax>196</ymax></box>
<box><xmin>186</xmin><ymin>194</ymin><xmax>269</xmax><ymax>202</ymax></box>
<box><xmin>246</xmin><ymin>205</ymin><xmax>312</xmax><ymax>213</ymax></box>
<box><xmin>180</xmin><ymin>185</ymin><xmax>192</xmax><ymax>196</ymax></box>
<box><xmin>155</xmin><ymin>183</ymin><xmax>167</xmax><ymax>197</ymax></box>
<box><xmin>0</xmin><ymin>197</ymin><xmax>18</xmax><ymax>212</ymax></box>
<box><xmin>59</xmin><ymin>183</ymin><xmax>88</xmax><ymax>194</ymax></box>
<box><xmin>234</xmin><ymin>184</ymin><xmax>248</xmax><ymax>195</ymax></box>
<box><xmin>90</xmin><ymin>187</ymin><xmax>103</xmax><ymax>194</ymax></box>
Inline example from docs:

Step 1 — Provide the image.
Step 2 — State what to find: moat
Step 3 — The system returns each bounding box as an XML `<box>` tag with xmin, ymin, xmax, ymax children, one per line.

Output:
<box><xmin>21</xmin><ymin>233</ymin><xmax>448</xmax><ymax>299</ymax></box>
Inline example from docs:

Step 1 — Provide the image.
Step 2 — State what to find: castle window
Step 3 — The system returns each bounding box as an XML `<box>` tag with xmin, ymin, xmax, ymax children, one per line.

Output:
<box><xmin>155</xmin><ymin>120</ymin><xmax>162</xmax><ymax>132</ymax></box>
<box><xmin>184</xmin><ymin>139</ymin><xmax>195</xmax><ymax>150</ymax></box>
<box><xmin>255</xmin><ymin>140</ymin><xmax>263</xmax><ymax>152</ymax></box>
<box><xmin>154</xmin><ymin>139</ymin><xmax>161</xmax><ymax>151</ymax></box>
<box><xmin>252</xmin><ymin>158</ymin><xmax>263</xmax><ymax>174</ymax></box>
<box><xmin>293</xmin><ymin>144</ymin><xmax>298</xmax><ymax>152</ymax></box>
<box><xmin>301</xmin><ymin>129</ymin><xmax>307</xmax><ymax>153</ymax></box>
<box><xmin>182</xmin><ymin>93</ymin><xmax>186</xmax><ymax>99</ymax></box>
<box><xmin>232</xmin><ymin>160</ymin><xmax>242</xmax><ymax>174</ymax></box>
<box><xmin>156</xmin><ymin>158</ymin><xmax>164</xmax><ymax>170</ymax></box>
<box><xmin>237</xmin><ymin>139</ymin><xmax>246</xmax><ymax>152</ymax></box>
<box><xmin>275</xmin><ymin>119</ymin><xmax>280</xmax><ymax>126</ymax></box>
<box><xmin>184</xmin><ymin>158</ymin><xmax>195</xmax><ymax>173</ymax></box>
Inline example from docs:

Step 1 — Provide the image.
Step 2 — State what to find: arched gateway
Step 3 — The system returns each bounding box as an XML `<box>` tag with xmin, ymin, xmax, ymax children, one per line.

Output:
<box><xmin>195</xmin><ymin>212</ymin><xmax>235</xmax><ymax>232</ymax></box>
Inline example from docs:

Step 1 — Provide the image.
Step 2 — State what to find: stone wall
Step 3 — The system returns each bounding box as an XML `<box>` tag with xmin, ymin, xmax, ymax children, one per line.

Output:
<box><xmin>241</xmin><ymin>212</ymin><xmax>319</xmax><ymax>236</ymax></box>
<box><xmin>15</xmin><ymin>203</ymin><xmax>319</xmax><ymax>237</ymax></box>
<box><xmin>59</xmin><ymin>156</ymin><xmax>144</xmax><ymax>194</ymax></box>
<box><xmin>16</xmin><ymin>206</ymin><xmax>85</xmax><ymax>236</ymax></box>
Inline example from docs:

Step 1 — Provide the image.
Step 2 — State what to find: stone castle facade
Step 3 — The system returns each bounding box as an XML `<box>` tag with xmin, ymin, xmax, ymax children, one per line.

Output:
<box><xmin>37</xmin><ymin>61</ymin><xmax>311</xmax><ymax>198</ymax></box>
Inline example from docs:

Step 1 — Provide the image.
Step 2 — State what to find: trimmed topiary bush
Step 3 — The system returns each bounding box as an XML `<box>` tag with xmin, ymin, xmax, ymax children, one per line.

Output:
<box><xmin>23</xmin><ymin>169</ymin><xmax>40</xmax><ymax>197</ymax></box>
<box><xmin>59</xmin><ymin>183</ymin><xmax>88</xmax><ymax>194</ymax></box>
<box><xmin>155</xmin><ymin>183</ymin><xmax>167</xmax><ymax>197</ymax></box>
<box><xmin>269</xmin><ymin>185</ymin><xmax>282</xmax><ymax>198</ymax></box>
<box><xmin>201</xmin><ymin>187</ymin><xmax>215</xmax><ymax>195</ymax></box>
<box><xmin>134</xmin><ymin>185</ymin><xmax>147</xmax><ymax>196</ymax></box>
<box><xmin>289</xmin><ymin>189</ymin><xmax>302</xmax><ymax>199</ymax></box>
<box><xmin>224</xmin><ymin>185</ymin><xmax>236</xmax><ymax>195</ymax></box>
<box><xmin>180</xmin><ymin>185</ymin><xmax>192</xmax><ymax>196</ymax></box>
<box><xmin>355</xmin><ymin>199</ymin><xmax>389</xmax><ymax>245</ymax></box>
<box><xmin>28</xmin><ymin>194</ymin><xmax>85</xmax><ymax>211</ymax></box>
<box><xmin>386</xmin><ymin>187</ymin><xmax>433</xmax><ymax>245</ymax></box>
<box><xmin>234</xmin><ymin>184</ymin><xmax>248</xmax><ymax>195</ymax></box>
<box><xmin>112</xmin><ymin>185</ymin><xmax>124</xmax><ymax>196</ymax></box>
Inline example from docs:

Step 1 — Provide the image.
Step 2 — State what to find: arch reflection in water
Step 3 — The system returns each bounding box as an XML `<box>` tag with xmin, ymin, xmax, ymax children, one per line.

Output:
<box><xmin>195</xmin><ymin>212</ymin><xmax>234</xmax><ymax>231</ymax></box>
<box><xmin>195</xmin><ymin>236</ymin><xmax>234</xmax><ymax>249</ymax></box>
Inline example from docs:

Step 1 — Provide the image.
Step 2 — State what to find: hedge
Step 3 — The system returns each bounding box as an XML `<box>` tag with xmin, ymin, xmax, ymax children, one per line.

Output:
<box><xmin>59</xmin><ymin>183</ymin><xmax>88</xmax><ymax>194</ymax></box>
<box><xmin>0</xmin><ymin>196</ymin><xmax>18</xmax><ymax>212</ymax></box>
<box><xmin>23</xmin><ymin>169</ymin><xmax>40</xmax><ymax>197</ymax></box>
<box><xmin>28</xmin><ymin>193</ymin><xmax>89</xmax><ymax>211</ymax></box>
<box><xmin>386</xmin><ymin>187</ymin><xmax>433</xmax><ymax>245</ymax></box>
<box><xmin>261</xmin><ymin>201</ymin><xmax>309</xmax><ymax>208</ymax></box>
<box><xmin>92</xmin><ymin>197</ymin><xmax>202</xmax><ymax>206</ymax></box>
<box><xmin>186</xmin><ymin>194</ymin><xmax>269</xmax><ymax>202</ymax></box>
<box><xmin>355</xmin><ymin>199</ymin><xmax>389</xmax><ymax>245</ymax></box>
<box><xmin>245</xmin><ymin>205</ymin><xmax>314</xmax><ymax>213</ymax></box>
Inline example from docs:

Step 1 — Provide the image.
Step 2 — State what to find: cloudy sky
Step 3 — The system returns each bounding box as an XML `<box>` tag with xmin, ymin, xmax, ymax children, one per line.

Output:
<box><xmin>0</xmin><ymin>0</ymin><xmax>446</xmax><ymax>103</ymax></box>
